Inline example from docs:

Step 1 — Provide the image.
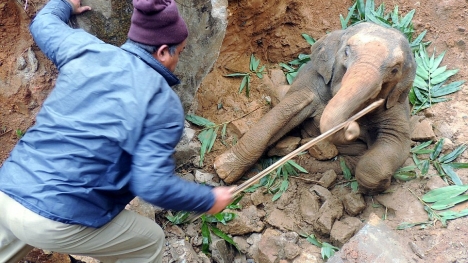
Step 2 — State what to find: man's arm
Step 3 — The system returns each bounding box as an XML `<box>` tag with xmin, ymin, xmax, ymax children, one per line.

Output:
<box><xmin>29</xmin><ymin>0</ymin><xmax>91</xmax><ymax>68</ymax></box>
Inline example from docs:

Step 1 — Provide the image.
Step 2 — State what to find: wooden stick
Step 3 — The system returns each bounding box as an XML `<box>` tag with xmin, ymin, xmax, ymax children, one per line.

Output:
<box><xmin>186</xmin><ymin>99</ymin><xmax>384</xmax><ymax>223</ymax></box>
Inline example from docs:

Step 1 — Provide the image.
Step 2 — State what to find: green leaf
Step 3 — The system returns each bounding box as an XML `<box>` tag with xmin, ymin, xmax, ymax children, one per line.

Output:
<box><xmin>420</xmin><ymin>160</ymin><xmax>430</xmax><ymax>175</ymax></box>
<box><xmin>438</xmin><ymin>208</ymin><xmax>468</xmax><ymax>221</ymax></box>
<box><xmin>221</xmin><ymin>123</ymin><xmax>227</xmax><ymax>142</ymax></box>
<box><xmin>198</xmin><ymin>129</ymin><xmax>214</xmax><ymax>165</ymax></box>
<box><xmin>430</xmin><ymin>139</ymin><xmax>445</xmax><ymax>160</ymax></box>
<box><xmin>201</xmin><ymin>221</ymin><xmax>211</xmax><ymax>254</ymax></box>
<box><xmin>439</xmin><ymin>144</ymin><xmax>467</xmax><ymax>163</ymax></box>
<box><xmin>393</xmin><ymin>169</ymin><xmax>418</xmax><ymax>181</ymax></box>
<box><xmin>351</xmin><ymin>181</ymin><xmax>359</xmax><ymax>192</ymax></box>
<box><xmin>340</xmin><ymin>157</ymin><xmax>353</xmax><ymax>180</ymax></box>
<box><xmin>431</xmin><ymin>194</ymin><xmax>468</xmax><ymax>210</ymax></box>
<box><xmin>400</xmin><ymin>9</ymin><xmax>415</xmax><ymax>28</ymax></box>
<box><xmin>430</xmin><ymin>50</ymin><xmax>446</xmax><ymax>71</ymax></box>
<box><xmin>431</xmin><ymin>69</ymin><xmax>459</xmax><ymax>85</ymax></box>
<box><xmin>441</xmin><ymin>164</ymin><xmax>463</xmax><ymax>185</ymax></box>
<box><xmin>396</xmin><ymin>222</ymin><xmax>428</xmax><ymax>230</ymax></box>
<box><xmin>447</xmin><ymin>163</ymin><xmax>468</xmax><ymax>169</ymax></box>
<box><xmin>416</xmin><ymin>64</ymin><xmax>430</xmax><ymax>80</ymax></box>
<box><xmin>225</xmin><ymin>73</ymin><xmax>248</xmax><ymax>77</ymax></box>
<box><xmin>207</xmin><ymin>126</ymin><xmax>219</xmax><ymax>152</ymax></box>
<box><xmin>301</xmin><ymin>33</ymin><xmax>316</xmax><ymax>45</ymax></box>
<box><xmin>413</xmin><ymin>75</ymin><xmax>429</xmax><ymax>90</ymax></box>
<box><xmin>239</xmin><ymin>75</ymin><xmax>249</xmax><ymax>94</ymax></box>
<box><xmin>186</xmin><ymin>114</ymin><xmax>215</xmax><ymax>127</ymax></box>
<box><xmin>430</xmin><ymin>65</ymin><xmax>447</xmax><ymax>78</ymax></box>
<box><xmin>321</xmin><ymin>242</ymin><xmax>339</xmax><ymax>260</ymax></box>
<box><xmin>432</xmin><ymin>80</ymin><xmax>465</xmax><ymax>97</ymax></box>
<box><xmin>210</xmin><ymin>226</ymin><xmax>238</xmax><ymax>249</ymax></box>
<box><xmin>422</xmin><ymin>185</ymin><xmax>468</xmax><ymax>203</ymax></box>
<box><xmin>287</xmin><ymin>160</ymin><xmax>308</xmax><ymax>173</ymax></box>
<box><xmin>411</xmin><ymin>141</ymin><xmax>433</xmax><ymax>152</ymax></box>
<box><xmin>306</xmin><ymin>234</ymin><xmax>322</xmax><ymax>247</ymax></box>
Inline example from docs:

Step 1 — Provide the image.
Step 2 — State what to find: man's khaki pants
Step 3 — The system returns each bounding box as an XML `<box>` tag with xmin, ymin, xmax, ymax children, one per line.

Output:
<box><xmin>0</xmin><ymin>191</ymin><xmax>165</xmax><ymax>263</ymax></box>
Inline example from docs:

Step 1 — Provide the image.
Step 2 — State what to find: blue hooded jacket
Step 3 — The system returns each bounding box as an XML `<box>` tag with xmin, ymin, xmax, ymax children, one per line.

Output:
<box><xmin>0</xmin><ymin>0</ymin><xmax>214</xmax><ymax>228</ymax></box>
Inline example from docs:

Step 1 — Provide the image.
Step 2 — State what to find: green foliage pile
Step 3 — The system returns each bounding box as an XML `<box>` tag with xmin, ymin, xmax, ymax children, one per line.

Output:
<box><xmin>244</xmin><ymin>158</ymin><xmax>308</xmax><ymax>202</ymax></box>
<box><xmin>398</xmin><ymin>185</ymin><xmax>468</xmax><ymax>228</ymax></box>
<box><xmin>303</xmin><ymin>233</ymin><xmax>339</xmax><ymax>260</ymax></box>
<box><xmin>394</xmin><ymin>139</ymin><xmax>468</xmax><ymax>185</ymax></box>
<box><xmin>224</xmin><ymin>54</ymin><xmax>265</xmax><ymax>97</ymax></box>
<box><xmin>166</xmin><ymin>195</ymin><xmax>242</xmax><ymax>255</ymax></box>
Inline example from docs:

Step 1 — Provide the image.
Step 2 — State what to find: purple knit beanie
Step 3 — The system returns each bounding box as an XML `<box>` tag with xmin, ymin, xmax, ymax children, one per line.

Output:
<box><xmin>128</xmin><ymin>0</ymin><xmax>188</xmax><ymax>46</ymax></box>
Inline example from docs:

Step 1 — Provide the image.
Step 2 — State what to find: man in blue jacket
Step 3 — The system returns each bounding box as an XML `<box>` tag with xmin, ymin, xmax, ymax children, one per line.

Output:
<box><xmin>0</xmin><ymin>0</ymin><xmax>233</xmax><ymax>262</ymax></box>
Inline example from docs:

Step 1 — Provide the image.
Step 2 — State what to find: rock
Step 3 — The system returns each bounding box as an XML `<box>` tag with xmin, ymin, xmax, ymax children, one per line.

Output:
<box><xmin>125</xmin><ymin>197</ymin><xmax>161</xmax><ymax>221</ymax></box>
<box><xmin>327</xmin><ymin>213</ymin><xmax>416</xmax><ymax>263</ymax></box>
<box><xmin>165</xmin><ymin>224</ymin><xmax>186</xmax><ymax>238</ymax></box>
<box><xmin>441</xmin><ymin>137</ymin><xmax>455</xmax><ymax>152</ymax></box>
<box><xmin>210</xmin><ymin>234</ymin><xmax>236</xmax><ymax>263</ymax></box>
<box><xmin>299</xmin><ymin>188</ymin><xmax>320</xmax><ymax>225</ymax></box>
<box><xmin>319</xmin><ymin>169</ymin><xmax>337</xmax><ymax>188</ymax></box>
<box><xmin>250</xmin><ymin>190</ymin><xmax>271</xmax><ymax>206</ymax></box>
<box><xmin>411</xmin><ymin>118</ymin><xmax>436</xmax><ymax>141</ymax></box>
<box><xmin>257</xmin><ymin>229</ymin><xmax>301</xmax><ymax>263</ymax></box>
<box><xmin>169</xmin><ymin>239</ymin><xmax>203</xmax><ymax>262</ymax></box>
<box><xmin>174</xmin><ymin>127</ymin><xmax>200</xmax><ymax>166</ymax></box>
<box><xmin>342</xmin><ymin>192</ymin><xmax>366</xmax><ymax>216</ymax></box>
<box><xmin>217</xmin><ymin>206</ymin><xmax>265</xmax><ymax>235</ymax></box>
<box><xmin>194</xmin><ymin>170</ymin><xmax>219</xmax><ymax>186</ymax></box>
<box><xmin>265</xmin><ymin>208</ymin><xmax>297</xmax><ymax>231</ymax></box>
<box><xmin>425</xmin><ymin>175</ymin><xmax>449</xmax><ymax>191</ymax></box>
<box><xmin>303</xmin><ymin>138</ymin><xmax>339</xmax><ymax>160</ymax></box>
<box><xmin>233</xmin><ymin>236</ymin><xmax>250</xmax><ymax>254</ymax></box>
<box><xmin>330</xmin><ymin>217</ymin><xmax>363</xmax><ymax>246</ymax></box>
<box><xmin>374</xmin><ymin>185</ymin><xmax>427</xmax><ymax>224</ymax></box>
<box><xmin>310</xmin><ymin>186</ymin><xmax>344</xmax><ymax>235</ymax></box>
<box><xmin>433</xmin><ymin>120</ymin><xmax>454</xmax><ymax>139</ymax></box>
<box><xmin>270</xmin><ymin>69</ymin><xmax>288</xmax><ymax>86</ymax></box>
<box><xmin>294</xmin><ymin>239</ymin><xmax>323</xmax><ymax>263</ymax></box>
<box><xmin>267</xmin><ymin>136</ymin><xmax>301</xmax><ymax>156</ymax></box>
<box><xmin>246</xmin><ymin>233</ymin><xmax>262</xmax><ymax>262</ymax></box>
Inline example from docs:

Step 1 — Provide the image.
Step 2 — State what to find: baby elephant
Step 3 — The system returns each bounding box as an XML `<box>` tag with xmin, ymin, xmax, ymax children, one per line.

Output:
<box><xmin>214</xmin><ymin>22</ymin><xmax>416</xmax><ymax>193</ymax></box>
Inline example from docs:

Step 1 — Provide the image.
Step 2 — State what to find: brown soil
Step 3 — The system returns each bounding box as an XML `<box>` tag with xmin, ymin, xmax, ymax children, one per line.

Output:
<box><xmin>2</xmin><ymin>0</ymin><xmax>468</xmax><ymax>262</ymax></box>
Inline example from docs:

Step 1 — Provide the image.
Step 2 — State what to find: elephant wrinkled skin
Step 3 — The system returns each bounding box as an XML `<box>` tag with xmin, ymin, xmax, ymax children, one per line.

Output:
<box><xmin>214</xmin><ymin>22</ymin><xmax>416</xmax><ymax>193</ymax></box>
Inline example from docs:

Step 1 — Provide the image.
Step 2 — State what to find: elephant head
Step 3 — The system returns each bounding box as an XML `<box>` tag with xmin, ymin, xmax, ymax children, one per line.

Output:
<box><xmin>317</xmin><ymin>22</ymin><xmax>416</xmax><ymax>144</ymax></box>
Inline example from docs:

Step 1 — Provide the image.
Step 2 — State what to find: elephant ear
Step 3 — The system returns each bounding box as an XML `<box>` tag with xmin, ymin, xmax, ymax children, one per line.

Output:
<box><xmin>386</xmin><ymin>47</ymin><xmax>417</xmax><ymax>109</ymax></box>
<box><xmin>310</xmin><ymin>30</ymin><xmax>344</xmax><ymax>84</ymax></box>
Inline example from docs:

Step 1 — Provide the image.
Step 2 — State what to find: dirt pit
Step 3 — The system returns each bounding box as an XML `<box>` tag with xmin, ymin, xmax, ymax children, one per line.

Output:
<box><xmin>1</xmin><ymin>0</ymin><xmax>468</xmax><ymax>262</ymax></box>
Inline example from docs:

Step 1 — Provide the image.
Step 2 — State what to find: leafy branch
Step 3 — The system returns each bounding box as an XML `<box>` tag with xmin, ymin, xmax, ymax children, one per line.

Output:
<box><xmin>398</xmin><ymin>186</ymin><xmax>468</xmax><ymax>229</ymax></box>
<box><xmin>225</xmin><ymin>54</ymin><xmax>265</xmax><ymax>97</ymax></box>
<box><xmin>410</xmin><ymin>45</ymin><xmax>465</xmax><ymax>114</ymax></box>
<box><xmin>166</xmin><ymin>195</ymin><xmax>243</xmax><ymax>255</ymax></box>
<box><xmin>244</xmin><ymin>157</ymin><xmax>308</xmax><ymax>201</ymax></box>
<box><xmin>339</xmin><ymin>157</ymin><xmax>359</xmax><ymax>192</ymax></box>
<box><xmin>340</xmin><ymin>0</ymin><xmax>429</xmax><ymax>51</ymax></box>
<box><xmin>279</xmin><ymin>33</ymin><xmax>316</xmax><ymax>84</ymax></box>
<box><xmin>301</xmin><ymin>233</ymin><xmax>339</xmax><ymax>260</ymax></box>
<box><xmin>186</xmin><ymin>106</ymin><xmax>262</xmax><ymax>166</ymax></box>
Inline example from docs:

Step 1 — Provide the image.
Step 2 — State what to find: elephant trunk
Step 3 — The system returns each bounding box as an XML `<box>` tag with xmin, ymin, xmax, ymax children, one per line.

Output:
<box><xmin>320</xmin><ymin>63</ymin><xmax>382</xmax><ymax>144</ymax></box>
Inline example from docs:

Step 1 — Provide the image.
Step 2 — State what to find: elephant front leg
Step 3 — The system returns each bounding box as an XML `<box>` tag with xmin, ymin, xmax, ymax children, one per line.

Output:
<box><xmin>354</xmin><ymin>106</ymin><xmax>411</xmax><ymax>193</ymax></box>
<box><xmin>214</xmin><ymin>91</ymin><xmax>317</xmax><ymax>184</ymax></box>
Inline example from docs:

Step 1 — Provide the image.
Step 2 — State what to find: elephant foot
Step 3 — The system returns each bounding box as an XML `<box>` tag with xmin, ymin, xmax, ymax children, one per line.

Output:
<box><xmin>356</xmin><ymin>173</ymin><xmax>391</xmax><ymax>195</ymax></box>
<box><xmin>214</xmin><ymin>149</ymin><xmax>251</xmax><ymax>184</ymax></box>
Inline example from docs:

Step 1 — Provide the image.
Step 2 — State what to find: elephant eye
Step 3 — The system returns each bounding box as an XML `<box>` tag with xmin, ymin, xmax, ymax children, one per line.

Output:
<box><xmin>391</xmin><ymin>68</ymin><xmax>399</xmax><ymax>74</ymax></box>
<box><xmin>344</xmin><ymin>46</ymin><xmax>350</xmax><ymax>57</ymax></box>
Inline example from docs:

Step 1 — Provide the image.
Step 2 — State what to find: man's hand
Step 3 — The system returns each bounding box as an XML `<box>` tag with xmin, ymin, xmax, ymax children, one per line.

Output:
<box><xmin>206</xmin><ymin>186</ymin><xmax>235</xmax><ymax>215</ymax></box>
<box><xmin>67</xmin><ymin>0</ymin><xmax>91</xmax><ymax>14</ymax></box>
